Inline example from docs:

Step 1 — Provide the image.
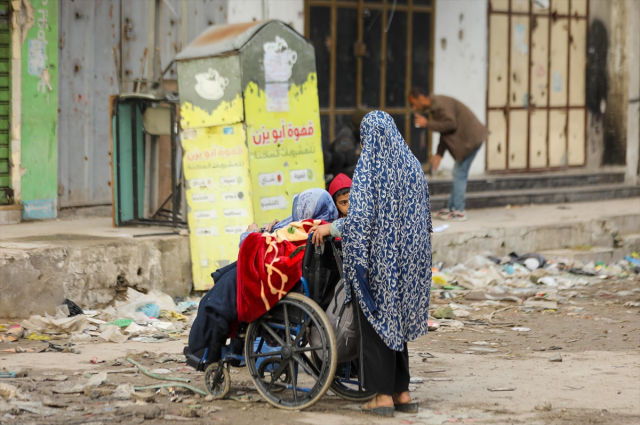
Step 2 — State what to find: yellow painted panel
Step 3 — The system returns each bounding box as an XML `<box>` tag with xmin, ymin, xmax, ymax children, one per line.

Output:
<box><xmin>510</xmin><ymin>16</ymin><xmax>530</xmax><ymax>109</ymax></box>
<box><xmin>182</xmin><ymin>123</ymin><xmax>254</xmax><ymax>291</ymax></box>
<box><xmin>508</xmin><ymin>110</ymin><xmax>528</xmax><ymax>169</ymax></box>
<box><xmin>530</xmin><ymin>16</ymin><xmax>549</xmax><ymax>108</ymax></box>
<box><xmin>568</xmin><ymin>109</ymin><xmax>585</xmax><ymax>166</ymax></box>
<box><xmin>180</xmin><ymin>93</ymin><xmax>244</xmax><ymax>130</ymax></box>
<box><xmin>550</xmin><ymin>19</ymin><xmax>568</xmax><ymax>107</ymax></box>
<box><xmin>489</xmin><ymin>15</ymin><xmax>509</xmax><ymax>108</ymax></box>
<box><xmin>571</xmin><ymin>0</ymin><xmax>588</xmax><ymax>17</ymax></box>
<box><xmin>529</xmin><ymin>110</ymin><xmax>548</xmax><ymax>168</ymax></box>
<box><xmin>569</xmin><ymin>19</ymin><xmax>587</xmax><ymax>106</ymax></box>
<box><xmin>512</xmin><ymin>0</ymin><xmax>529</xmax><ymax>13</ymax></box>
<box><xmin>244</xmin><ymin>73</ymin><xmax>324</xmax><ymax>226</ymax></box>
<box><xmin>548</xmin><ymin>110</ymin><xmax>567</xmax><ymax>167</ymax></box>
<box><xmin>490</xmin><ymin>0</ymin><xmax>509</xmax><ymax>12</ymax></box>
<box><xmin>487</xmin><ymin>110</ymin><xmax>507</xmax><ymax>171</ymax></box>
<box><xmin>551</xmin><ymin>0</ymin><xmax>569</xmax><ymax>15</ymax></box>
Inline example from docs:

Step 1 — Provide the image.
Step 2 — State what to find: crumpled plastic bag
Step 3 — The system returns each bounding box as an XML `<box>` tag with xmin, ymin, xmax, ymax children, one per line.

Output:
<box><xmin>115</xmin><ymin>288</ymin><xmax>177</xmax><ymax>317</ymax></box>
<box><xmin>53</xmin><ymin>372</ymin><xmax>107</xmax><ymax>394</ymax></box>
<box><xmin>21</xmin><ymin>314</ymin><xmax>88</xmax><ymax>335</ymax></box>
<box><xmin>112</xmin><ymin>384</ymin><xmax>134</xmax><ymax>399</ymax></box>
<box><xmin>100</xmin><ymin>325</ymin><xmax>129</xmax><ymax>343</ymax></box>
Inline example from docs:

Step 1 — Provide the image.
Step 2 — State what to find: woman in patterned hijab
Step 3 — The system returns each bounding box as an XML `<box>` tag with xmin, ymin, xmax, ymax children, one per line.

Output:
<box><xmin>342</xmin><ymin>111</ymin><xmax>433</xmax><ymax>416</ymax></box>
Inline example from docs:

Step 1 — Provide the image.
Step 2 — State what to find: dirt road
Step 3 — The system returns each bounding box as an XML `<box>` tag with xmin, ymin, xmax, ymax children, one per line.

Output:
<box><xmin>1</xmin><ymin>278</ymin><xmax>639</xmax><ymax>425</ymax></box>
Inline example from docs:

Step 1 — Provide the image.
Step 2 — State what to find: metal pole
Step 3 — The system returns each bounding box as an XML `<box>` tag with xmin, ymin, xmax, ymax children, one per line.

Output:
<box><xmin>115</xmin><ymin>98</ymin><xmax>122</xmax><ymax>225</ymax></box>
<box><xmin>131</xmin><ymin>102</ymin><xmax>139</xmax><ymax>221</ymax></box>
<box><xmin>171</xmin><ymin>104</ymin><xmax>178</xmax><ymax>227</ymax></box>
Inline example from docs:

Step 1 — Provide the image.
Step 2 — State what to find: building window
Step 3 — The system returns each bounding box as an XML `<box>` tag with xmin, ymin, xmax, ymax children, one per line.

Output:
<box><xmin>486</xmin><ymin>0</ymin><xmax>588</xmax><ymax>172</ymax></box>
<box><xmin>305</xmin><ymin>0</ymin><xmax>434</xmax><ymax>163</ymax></box>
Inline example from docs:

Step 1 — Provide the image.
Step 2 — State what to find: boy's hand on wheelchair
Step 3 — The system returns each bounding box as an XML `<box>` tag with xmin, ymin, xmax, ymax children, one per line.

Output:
<box><xmin>311</xmin><ymin>224</ymin><xmax>332</xmax><ymax>246</ymax></box>
<box><xmin>247</xmin><ymin>223</ymin><xmax>259</xmax><ymax>232</ymax></box>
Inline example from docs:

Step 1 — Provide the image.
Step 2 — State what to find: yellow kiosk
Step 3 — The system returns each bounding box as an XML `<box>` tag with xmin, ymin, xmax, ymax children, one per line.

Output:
<box><xmin>176</xmin><ymin>21</ymin><xmax>323</xmax><ymax>290</ymax></box>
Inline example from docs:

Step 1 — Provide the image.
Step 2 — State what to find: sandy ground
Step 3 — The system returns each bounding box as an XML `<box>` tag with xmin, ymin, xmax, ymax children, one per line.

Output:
<box><xmin>1</xmin><ymin>278</ymin><xmax>639</xmax><ymax>425</ymax></box>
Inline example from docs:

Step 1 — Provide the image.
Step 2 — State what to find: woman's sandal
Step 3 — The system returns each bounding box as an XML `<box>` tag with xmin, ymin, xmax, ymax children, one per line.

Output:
<box><xmin>362</xmin><ymin>396</ymin><xmax>395</xmax><ymax>417</ymax></box>
<box><xmin>393</xmin><ymin>395</ymin><xmax>419</xmax><ymax>413</ymax></box>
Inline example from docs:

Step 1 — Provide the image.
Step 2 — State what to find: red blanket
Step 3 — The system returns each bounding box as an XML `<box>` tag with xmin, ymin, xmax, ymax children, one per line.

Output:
<box><xmin>236</xmin><ymin>219</ymin><xmax>321</xmax><ymax>323</ymax></box>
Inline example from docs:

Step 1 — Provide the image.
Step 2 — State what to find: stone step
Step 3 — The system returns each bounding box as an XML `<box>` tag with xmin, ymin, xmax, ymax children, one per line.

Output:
<box><xmin>539</xmin><ymin>247</ymin><xmax>627</xmax><ymax>264</ymax></box>
<box><xmin>430</xmin><ymin>184</ymin><xmax>640</xmax><ymax>210</ymax></box>
<box><xmin>427</xmin><ymin>171</ymin><xmax>625</xmax><ymax>195</ymax></box>
<box><xmin>618</xmin><ymin>233</ymin><xmax>640</xmax><ymax>253</ymax></box>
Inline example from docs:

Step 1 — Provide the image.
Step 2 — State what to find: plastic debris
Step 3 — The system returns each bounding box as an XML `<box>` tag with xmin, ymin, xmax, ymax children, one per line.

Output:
<box><xmin>100</xmin><ymin>325</ymin><xmax>129</xmax><ymax>343</ymax></box>
<box><xmin>63</xmin><ymin>299</ymin><xmax>84</xmax><ymax>316</ymax></box>
<box><xmin>511</xmin><ymin>327</ymin><xmax>531</xmax><ymax>332</ymax></box>
<box><xmin>21</xmin><ymin>314</ymin><xmax>88</xmax><ymax>335</ymax></box>
<box><xmin>159</xmin><ymin>310</ymin><xmax>188</xmax><ymax>322</ymax></box>
<box><xmin>138</xmin><ymin>303</ymin><xmax>161</xmax><ymax>319</ymax></box>
<box><xmin>26</xmin><ymin>332</ymin><xmax>51</xmax><ymax>341</ymax></box>
<box><xmin>106</xmin><ymin>318</ymin><xmax>135</xmax><ymax>328</ymax></box>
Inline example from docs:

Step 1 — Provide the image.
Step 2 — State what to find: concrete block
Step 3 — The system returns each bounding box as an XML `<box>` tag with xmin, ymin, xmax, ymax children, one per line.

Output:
<box><xmin>0</xmin><ymin>235</ymin><xmax>192</xmax><ymax>319</ymax></box>
<box><xmin>0</xmin><ymin>205</ymin><xmax>22</xmax><ymax>225</ymax></box>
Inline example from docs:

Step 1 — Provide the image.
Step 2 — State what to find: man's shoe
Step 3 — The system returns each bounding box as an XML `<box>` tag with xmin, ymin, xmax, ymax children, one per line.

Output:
<box><xmin>446</xmin><ymin>210</ymin><xmax>467</xmax><ymax>221</ymax></box>
<box><xmin>433</xmin><ymin>208</ymin><xmax>451</xmax><ymax>220</ymax></box>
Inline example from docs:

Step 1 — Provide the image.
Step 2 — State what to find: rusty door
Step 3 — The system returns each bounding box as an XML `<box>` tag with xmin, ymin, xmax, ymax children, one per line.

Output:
<box><xmin>58</xmin><ymin>0</ymin><xmax>228</xmax><ymax>208</ymax></box>
<box><xmin>305</xmin><ymin>0</ymin><xmax>435</xmax><ymax>163</ymax></box>
<box><xmin>486</xmin><ymin>0</ymin><xmax>588</xmax><ymax>172</ymax></box>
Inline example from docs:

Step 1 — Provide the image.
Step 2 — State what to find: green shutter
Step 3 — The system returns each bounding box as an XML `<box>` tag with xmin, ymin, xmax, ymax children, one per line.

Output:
<box><xmin>0</xmin><ymin>0</ymin><xmax>9</xmax><ymax>204</ymax></box>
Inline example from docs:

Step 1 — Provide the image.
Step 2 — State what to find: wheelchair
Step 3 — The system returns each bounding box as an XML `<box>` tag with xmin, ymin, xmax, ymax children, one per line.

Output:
<box><xmin>187</xmin><ymin>236</ymin><xmax>375</xmax><ymax>410</ymax></box>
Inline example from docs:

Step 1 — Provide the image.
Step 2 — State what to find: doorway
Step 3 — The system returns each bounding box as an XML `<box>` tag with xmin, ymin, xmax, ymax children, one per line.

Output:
<box><xmin>305</xmin><ymin>0</ymin><xmax>435</xmax><ymax>163</ymax></box>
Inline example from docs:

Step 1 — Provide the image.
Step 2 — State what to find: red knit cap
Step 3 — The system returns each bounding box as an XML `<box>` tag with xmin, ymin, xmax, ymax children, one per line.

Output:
<box><xmin>329</xmin><ymin>173</ymin><xmax>352</xmax><ymax>197</ymax></box>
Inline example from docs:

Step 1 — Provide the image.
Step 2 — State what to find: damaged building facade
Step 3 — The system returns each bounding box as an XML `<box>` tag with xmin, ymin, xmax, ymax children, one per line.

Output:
<box><xmin>0</xmin><ymin>0</ymin><xmax>638</xmax><ymax>224</ymax></box>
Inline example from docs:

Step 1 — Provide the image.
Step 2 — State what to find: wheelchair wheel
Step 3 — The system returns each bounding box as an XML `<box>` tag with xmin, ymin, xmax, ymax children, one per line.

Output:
<box><xmin>329</xmin><ymin>360</ymin><xmax>376</xmax><ymax>401</ymax></box>
<box><xmin>245</xmin><ymin>292</ymin><xmax>337</xmax><ymax>410</ymax></box>
<box><xmin>311</xmin><ymin>352</ymin><xmax>376</xmax><ymax>402</ymax></box>
<box><xmin>204</xmin><ymin>363</ymin><xmax>230</xmax><ymax>399</ymax></box>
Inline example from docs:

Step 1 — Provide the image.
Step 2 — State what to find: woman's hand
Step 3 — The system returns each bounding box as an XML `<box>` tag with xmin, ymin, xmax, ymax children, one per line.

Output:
<box><xmin>247</xmin><ymin>223</ymin><xmax>259</xmax><ymax>232</ymax></box>
<box><xmin>311</xmin><ymin>224</ymin><xmax>332</xmax><ymax>246</ymax></box>
<box><xmin>264</xmin><ymin>219</ymin><xmax>280</xmax><ymax>232</ymax></box>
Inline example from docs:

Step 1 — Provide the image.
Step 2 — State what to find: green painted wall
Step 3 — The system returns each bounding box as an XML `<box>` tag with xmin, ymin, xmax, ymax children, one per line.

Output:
<box><xmin>21</xmin><ymin>0</ymin><xmax>58</xmax><ymax>219</ymax></box>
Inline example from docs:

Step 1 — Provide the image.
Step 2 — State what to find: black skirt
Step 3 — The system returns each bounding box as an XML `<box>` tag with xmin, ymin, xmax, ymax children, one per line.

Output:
<box><xmin>356</xmin><ymin>301</ymin><xmax>410</xmax><ymax>395</ymax></box>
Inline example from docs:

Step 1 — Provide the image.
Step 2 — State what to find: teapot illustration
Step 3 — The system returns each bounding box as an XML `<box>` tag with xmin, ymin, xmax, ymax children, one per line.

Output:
<box><xmin>263</xmin><ymin>36</ymin><xmax>297</xmax><ymax>83</ymax></box>
<box><xmin>194</xmin><ymin>68</ymin><xmax>229</xmax><ymax>100</ymax></box>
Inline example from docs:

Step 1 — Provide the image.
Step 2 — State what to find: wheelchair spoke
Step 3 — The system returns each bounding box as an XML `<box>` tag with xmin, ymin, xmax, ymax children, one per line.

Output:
<box><xmin>265</xmin><ymin>358</ymin><xmax>289</xmax><ymax>393</ymax></box>
<box><xmin>283</xmin><ymin>304</ymin><xmax>291</xmax><ymax>343</ymax></box>
<box><xmin>292</xmin><ymin>319</ymin><xmax>310</xmax><ymax>347</ymax></box>
<box><xmin>293</xmin><ymin>346</ymin><xmax>323</xmax><ymax>354</ymax></box>
<box><xmin>260</xmin><ymin>321</ymin><xmax>286</xmax><ymax>346</ymax></box>
<box><xmin>289</xmin><ymin>360</ymin><xmax>298</xmax><ymax>404</ymax></box>
<box><xmin>248</xmin><ymin>350</ymin><xmax>282</xmax><ymax>359</ymax></box>
<box><xmin>293</xmin><ymin>353</ymin><xmax>318</xmax><ymax>378</ymax></box>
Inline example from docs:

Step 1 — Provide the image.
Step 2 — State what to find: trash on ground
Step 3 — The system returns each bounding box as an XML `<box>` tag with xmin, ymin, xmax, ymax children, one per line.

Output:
<box><xmin>487</xmin><ymin>387</ymin><xmax>516</xmax><ymax>392</ymax></box>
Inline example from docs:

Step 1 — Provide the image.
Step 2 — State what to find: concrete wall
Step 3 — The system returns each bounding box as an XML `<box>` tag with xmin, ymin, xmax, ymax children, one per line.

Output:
<box><xmin>626</xmin><ymin>0</ymin><xmax>639</xmax><ymax>185</ymax></box>
<box><xmin>0</xmin><ymin>235</ymin><xmax>191</xmax><ymax>319</ymax></box>
<box><xmin>432</xmin><ymin>0</ymin><xmax>487</xmax><ymax>176</ymax></box>
<box><xmin>20</xmin><ymin>0</ymin><xmax>58</xmax><ymax>220</ymax></box>
<box><xmin>227</xmin><ymin>0</ymin><xmax>304</xmax><ymax>35</ymax></box>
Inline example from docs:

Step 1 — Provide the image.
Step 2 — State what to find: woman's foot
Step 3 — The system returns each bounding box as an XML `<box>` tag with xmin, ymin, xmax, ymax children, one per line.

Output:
<box><xmin>362</xmin><ymin>394</ymin><xmax>395</xmax><ymax>417</ymax></box>
<box><xmin>393</xmin><ymin>391</ymin><xmax>419</xmax><ymax>413</ymax></box>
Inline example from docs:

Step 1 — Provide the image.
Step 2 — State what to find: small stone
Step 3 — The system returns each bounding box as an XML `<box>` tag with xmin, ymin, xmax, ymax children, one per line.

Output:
<box><xmin>180</xmin><ymin>407</ymin><xmax>199</xmax><ymax>418</ymax></box>
<box><xmin>204</xmin><ymin>395</ymin><xmax>214</xmax><ymax>402</ymax></box>
<box><xmin>432</xmin><ymin>305</ymin><xmax>456</xmax><ymax>320</ymax></box>
<box><xmin>535</xmin><ymin>402</ymin><xmax>552</xmax><ymax>411</ymax></box>
<box><xmin>549</xmin><ymin>354</ymin><xmax>562</xmax><ymax>362</ymax></box>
